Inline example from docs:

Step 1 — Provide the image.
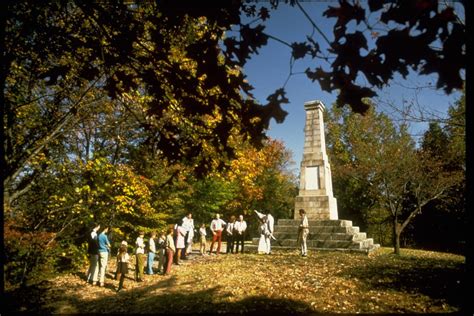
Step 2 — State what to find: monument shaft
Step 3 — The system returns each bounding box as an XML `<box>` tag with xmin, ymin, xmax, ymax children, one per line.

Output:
<box><xmin>294</xmin><ymin>100</ymin><xmax>338</xmax><ymax>220</ymax></box>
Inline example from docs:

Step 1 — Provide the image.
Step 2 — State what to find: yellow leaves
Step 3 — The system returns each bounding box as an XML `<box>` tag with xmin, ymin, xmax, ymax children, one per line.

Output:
<box><xmin>49</xmin><ymin>158</ymin><xmax>156</xmax><ymax>220</ymax></box>
<box><xmin>225</xmin><ymin>139</ymin><xmax>290</xmax><ymax>205</ymax></box>
<box><xmin>114</xmin><ymin>195</ymin><xmax>135</xmax><ymax>214</ymax></box>
<box><xmin>293</xmin><ymin>280</ymin><xmax>303</xmax><ymax>290</ymax></box>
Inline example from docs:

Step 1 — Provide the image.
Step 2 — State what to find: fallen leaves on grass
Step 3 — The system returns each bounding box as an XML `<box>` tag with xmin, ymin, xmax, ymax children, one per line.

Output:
<box><xmin>4</xmin><ymin>247</ymin><xmax>465</xmax><ymax>314</ymax></box>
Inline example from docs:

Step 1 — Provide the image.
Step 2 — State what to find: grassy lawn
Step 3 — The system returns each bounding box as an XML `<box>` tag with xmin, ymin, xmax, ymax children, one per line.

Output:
<box><xmin>4</xmin><ymin>247</ymin><xmax>466</xmax><ymax>314</ymax></box>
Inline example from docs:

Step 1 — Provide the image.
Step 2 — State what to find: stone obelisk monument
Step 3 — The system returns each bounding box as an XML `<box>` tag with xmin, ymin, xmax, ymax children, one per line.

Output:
<box><xmin>294</xmin><ymin>100</ymin><xmax>338</xmax><ymax>220</ymax></box>
<box><xmin>250</xmin><ymin>99</ymin><xmax>379</xmax><ymax>253</ymax></box>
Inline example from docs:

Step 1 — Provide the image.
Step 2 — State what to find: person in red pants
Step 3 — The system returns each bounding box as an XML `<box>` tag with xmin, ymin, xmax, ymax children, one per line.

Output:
<box><xmin>163</xmin><ymin>227</ymin><xmax>176</xmax><ymax>275</ymax></box>
<box><xmin>209</xmin><ymin>213</ymin><xmax>226</xmax><ymax>255</ymax></box>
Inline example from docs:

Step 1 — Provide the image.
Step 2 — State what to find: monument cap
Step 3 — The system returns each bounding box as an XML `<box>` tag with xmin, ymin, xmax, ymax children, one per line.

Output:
<box><xmin>304</xmin><ymin>100</ymin><xmax>325</xmax><ymax>111</ymax></box>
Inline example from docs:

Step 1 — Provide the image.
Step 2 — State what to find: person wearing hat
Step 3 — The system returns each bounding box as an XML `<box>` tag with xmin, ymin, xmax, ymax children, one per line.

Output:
<box><xmin>115</xmin><ymin>240</ymin><xmax>128</xmax><ymax>280</ymax></box>
<box><xmin>116</xmin><ymin>240</ymin><xmax>130</xmax><ymax>292</ymax></box>
<box><xmin>135</xmin><ymin>231</ymin><xmax>146</xmax><ymax>282</ymax></box>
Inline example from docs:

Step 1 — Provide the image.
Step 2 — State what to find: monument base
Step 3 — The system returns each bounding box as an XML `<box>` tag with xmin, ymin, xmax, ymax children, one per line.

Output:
<box><xmin>294</xmin><ymin>195</ymin><xmax>338</xmax><ymax>220</ymax></box>
<box><xmin>250</xmin><ymin>219</ymin><xmax>380</xmax><ymax>253</ymax></box>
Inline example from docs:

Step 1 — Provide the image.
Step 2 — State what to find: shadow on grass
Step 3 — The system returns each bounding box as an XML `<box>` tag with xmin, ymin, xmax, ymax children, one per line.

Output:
<box><xmin>3</xmin><ymin>280</ymin><xmax>55</xmax><ymax>314</ymax></box>
<box><xmin>61</xmin><ymin>281</ymin><xmax>314</xmax><ymax>314</ymax></box>
<box><xmin>3</xmin><ymin>277</ymin><xmax>314</xmax><ymax>315</ymax></box>
<box><xmin>336</xmin><ymin>254</ymin><xmax>465</xmax><ymax>309</ymax></box>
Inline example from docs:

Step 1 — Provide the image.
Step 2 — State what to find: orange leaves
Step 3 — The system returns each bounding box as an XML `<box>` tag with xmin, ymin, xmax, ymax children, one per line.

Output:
<box><xmin>227</xmin><ymin>143</ymin><xmax>269</xmax><ymax>202</ymax></box>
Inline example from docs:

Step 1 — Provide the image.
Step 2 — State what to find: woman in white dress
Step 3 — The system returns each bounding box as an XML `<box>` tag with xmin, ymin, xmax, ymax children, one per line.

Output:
<box><xmin>257</xmin><ymin>217</ymin><xmax>271</xmax><ymax>254</ymax></box>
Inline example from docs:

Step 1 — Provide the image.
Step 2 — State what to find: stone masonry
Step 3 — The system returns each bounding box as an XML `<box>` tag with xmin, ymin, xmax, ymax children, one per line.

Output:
<box><xmin>294</xmin><ymin>100</ymin><xmax>338</xmax><ymax>220</ymax></box>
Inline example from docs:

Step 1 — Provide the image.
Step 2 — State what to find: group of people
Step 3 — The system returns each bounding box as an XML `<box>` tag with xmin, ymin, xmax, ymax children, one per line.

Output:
<box><xmin>85</xmin><ymin>212</ymin><xmax>250</xmax><ymax>292</ymax></box>
<box><xmin>85</xmin><ymin>209</ymin><xmax>309</xmax><ymax>292</ymax></box>
<box><xmin>209</xmin><ymin>213</ymin><xmax>248</xmax><ymax>255</ymax></box>
<box><xmin>85</xmin><ymin>224</ymin><xmax>111</xmax><ymax>288</ymax></box>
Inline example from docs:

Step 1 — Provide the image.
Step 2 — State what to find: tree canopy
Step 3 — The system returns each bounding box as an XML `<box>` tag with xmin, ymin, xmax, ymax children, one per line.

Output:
<box><xmin>1</xmin><ymin>0</ymin><xmax>466</xmax><ymax>287</ymax></box>
<box><xmin>1</xmin><ymin>1</ymin><xmax>465</xmax><ymax>205</ymax></box>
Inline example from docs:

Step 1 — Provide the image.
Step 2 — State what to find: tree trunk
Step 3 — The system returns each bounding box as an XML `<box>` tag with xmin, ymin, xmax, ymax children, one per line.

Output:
<box><xmin>392</xmin><ymin>217</ymin><xmax>401</xmax><ymax>255</ymax></box>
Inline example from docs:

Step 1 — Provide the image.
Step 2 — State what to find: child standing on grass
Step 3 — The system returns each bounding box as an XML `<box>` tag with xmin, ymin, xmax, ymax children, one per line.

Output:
<box><xmin>116</xmin><ymin>241</ymin><xmax>130</xmax><ymax>292</ymax></box>
<box><xmin>199</xmin><ymin>223</ymin><xmax>207</xmax><ymax>255</ymax></box>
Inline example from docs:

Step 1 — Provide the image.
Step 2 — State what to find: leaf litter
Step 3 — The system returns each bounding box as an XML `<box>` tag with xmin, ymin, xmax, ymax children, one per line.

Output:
<box><xmin>4</xmin><ymin>247</ymin><xmax>465</xmax><ymax>314</ymax></box>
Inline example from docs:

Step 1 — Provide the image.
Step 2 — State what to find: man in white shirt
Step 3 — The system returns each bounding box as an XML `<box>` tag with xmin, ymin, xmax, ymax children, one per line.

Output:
<box><xmin>233</xmin><ymin>215</ymin><xmax>247</xmax><ymax>253</ymax></box>
<box><xmin>209</xmin><ymin>213</ymin><xmax>226</xmax><ymax>255</ymax></box>
<box><xmin>182</xmin><ymin>213</ymin><xmax>195</xmax><ymax>258</ymax></box>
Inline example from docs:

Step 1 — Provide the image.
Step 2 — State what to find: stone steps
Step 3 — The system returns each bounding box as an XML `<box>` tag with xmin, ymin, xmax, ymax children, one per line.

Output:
<box><xmin>278</xmin><ymin>219</ymin><xmax>353</xmax><ymax>227</ymax></box>
<box><xmin>275</xmin><ymin>225</ymin><xmax>360</xmax><ymax>234</ymax></box>
<box><xmin>245</xmin><ymin>244</ymin><xmax>380</xmax><ymax>254</ymax></box>
<box><xmin>252</xmin><ymin>237</ymin><xmax>374</xmax><ymax>249</ymax></box>
<box><xmin>272</xmin><ymin>231</ymin><xmax>367</xmax><ymax>241</ymax></box>
<box><xmin>252</xmin><ymin>218</ymin><xmax>380</xmax><ymax>253</ymax></box>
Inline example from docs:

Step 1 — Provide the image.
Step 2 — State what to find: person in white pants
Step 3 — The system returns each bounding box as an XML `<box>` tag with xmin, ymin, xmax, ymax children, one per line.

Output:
<box><xmin>298</xmin><ymin>209</ymin><xmax>309</xmax><ymax>257</ymax></box>
<box><xmin>97</xmin><ymin>226</ymin><xmax>111</xmax><ymax>286</ymax></box>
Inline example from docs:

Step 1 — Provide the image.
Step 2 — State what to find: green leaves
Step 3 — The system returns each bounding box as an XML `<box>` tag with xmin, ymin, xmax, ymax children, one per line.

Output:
<box><xmin>326</xmin><ymin>98</ymin><xmax>464</xmax><ymax>254</ymax></box>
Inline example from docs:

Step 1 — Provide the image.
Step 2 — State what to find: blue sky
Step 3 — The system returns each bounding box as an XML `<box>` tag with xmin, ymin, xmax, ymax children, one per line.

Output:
<box><xmin>240</xmin><ymin>2</ymin><xmax>463</xmax><ymax>172</ymax></box>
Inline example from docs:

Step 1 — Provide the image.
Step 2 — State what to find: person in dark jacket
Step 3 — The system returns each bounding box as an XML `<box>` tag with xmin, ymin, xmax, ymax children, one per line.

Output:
<box><xmin>86</xmin><ymin>223</ymin><xmax>100</xmax><ymax>285</ymax></box>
